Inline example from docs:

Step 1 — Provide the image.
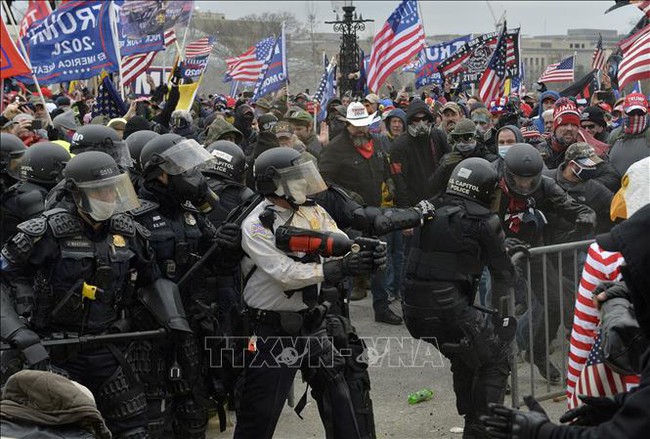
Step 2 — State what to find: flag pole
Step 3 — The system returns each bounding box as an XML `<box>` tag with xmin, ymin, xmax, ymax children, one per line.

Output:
<box><xmin>109</xmin><ymin>1</ymin><xmax>126</xmax><ymax>100</ymax></box>
<box><xmin>282</xmin><ymin>21</ymin><xmax>289</xmax><ymax>99</ymax></box>
<box><xmin>179</xmin><ymin>5</ymin><xmax>195</xmax><ymax>59</ymax></box>
<box><xmin>2</xmin><ymin>0</ymin><xmax>52</xmax><ymax>127</ymax></box>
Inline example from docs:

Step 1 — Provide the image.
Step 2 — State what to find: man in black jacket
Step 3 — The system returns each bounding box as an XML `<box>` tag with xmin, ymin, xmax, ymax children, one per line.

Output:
<box><xmin>389</xmin><ymin>99</ymin><xmax>450</xmax><ymax>208</ymax></box>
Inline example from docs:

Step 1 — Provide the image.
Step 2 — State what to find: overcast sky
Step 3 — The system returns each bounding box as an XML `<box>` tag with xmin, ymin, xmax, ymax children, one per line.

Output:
<box><xmin>196</xmin><ymin>1</ymin><xmax>644</xmax><ymax>38</ymax></box>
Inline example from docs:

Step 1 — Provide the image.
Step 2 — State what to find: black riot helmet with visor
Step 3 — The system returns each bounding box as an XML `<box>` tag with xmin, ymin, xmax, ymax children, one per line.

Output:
<box><xmin>503</xmin><ymin>143</ymin><xmax>544</xmax><ymax>197</ymax></box>
<box><xmin>63</xmin><ymin>151</ymin><xmax>140</xmax><ymax>222</ymax></box>
<box><xmin>1</xmin><ymin>133</ymin><xmax>27</xmax><ymax>182</ymax></box>
<box><xmin>253</xmin><ymin>148</ymin><xmax>327</xmax><ymax>206</ymax></box>
<box><xmin>140</xmin><ymin>134</ymin><xmax>219</xmax><ymax>213</ymax></box>
<box><xmin>70</xmin><ymin>125</ymin><xmax>132</xmax><ymax>169</ymax></box>
<box><xmin>446</xmin><ymin>157</ymin><xmax>499</xmax><ymax>206</ymax></box>
<box><xmin>204</xmin><ymin>140</ymin><xmax>247</xmax><ymax>182</ymax></box>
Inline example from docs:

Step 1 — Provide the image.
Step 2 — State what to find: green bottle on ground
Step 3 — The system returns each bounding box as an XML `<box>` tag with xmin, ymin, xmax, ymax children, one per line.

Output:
<box><xmin>407</xmin><ymin>388</ymin><xmax>434</xmax><ymax>404</ymax></box>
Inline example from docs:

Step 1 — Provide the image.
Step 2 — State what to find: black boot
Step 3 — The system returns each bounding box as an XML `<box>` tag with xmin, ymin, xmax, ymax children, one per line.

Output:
<box><xmin>374</xmin><ymin>309</ymin><xmax>402</xmax><ymax>325</ymax></box>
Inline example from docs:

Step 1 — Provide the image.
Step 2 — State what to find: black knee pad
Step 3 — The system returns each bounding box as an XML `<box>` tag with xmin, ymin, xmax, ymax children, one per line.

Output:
<box><xmin>97</xmin><ymin>366</ymin><xmax>147</xmax><ymax>423</ymax></box>
<box><xmin>172</xmin><ymin>397</ymin><xmax>208</xmax><ymax>439</ymax></box>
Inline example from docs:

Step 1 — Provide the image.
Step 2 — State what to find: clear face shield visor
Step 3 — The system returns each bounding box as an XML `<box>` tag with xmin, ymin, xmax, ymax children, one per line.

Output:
<box><xmin>156</xmin><ymin>139</ymin><xmax>215</xmax><ymax>175</ymax></box>
<box><xmin>505</xmin><ymin>169</ymin><xmax>542</xmax><ymax>197</ymax></box>
<box><xmin>274</xmin><ymin>160</ymin><xmax>328</xmax><ymax>204</ymax></box>
<box><xmin>75</xmin><ymin>173</ymin><xmax>140</xmax><ymax>221</ymax></box>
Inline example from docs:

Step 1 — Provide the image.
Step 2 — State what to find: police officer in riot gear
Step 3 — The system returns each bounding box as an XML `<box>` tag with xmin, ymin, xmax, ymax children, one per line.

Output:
<box><xmin>235</xmin><ymin>147</ymin><xmax>386</xmax><ymax>439</ymax></box>
<box><xmin>203</xmin><ymin>140</ymin><xmax>255</xmax><ymax>225</ymax></box>
<box><xmin>70</xmin><ymin>125</ymin><xmax>133</xmax><ymax>169</ymax></box>
<box><xmin>0</xmin><ymin>133</ymin><xmax>26</xmax><ymax>195</ymax></box>
<box><xmin>1</xmin><ymin>151</ymin><xmax>174</xmax><ymax>439</ymax></box>
<box><xmin>0</xmin><ymin>142</ymin><xmax>70</xmax><ymax>244</ymax></box>
<box><xmin>402</xmin><ymin>157</ymin><xmax>516</xmax><ymax>439</ymax></box>
<box><xmin>133</xmin><ymin>133</ymin><xmax>240</xmax><ymax>438</ymax></box>
<box><xmin>126</xmin><ymin>130</ymin><xmax>160</xmax><ymax>190</ymax></box>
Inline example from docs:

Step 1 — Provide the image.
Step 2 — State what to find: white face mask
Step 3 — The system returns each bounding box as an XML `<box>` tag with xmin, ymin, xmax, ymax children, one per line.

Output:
<box><xmin>285</xmin><ymin>179</ymin><xmax>308</xmax><ymax>205</ymax></box>
<box><xmin>88</xmin><ymin>198</ymin><xmax>117</xmax><ymax>222</ymax></box>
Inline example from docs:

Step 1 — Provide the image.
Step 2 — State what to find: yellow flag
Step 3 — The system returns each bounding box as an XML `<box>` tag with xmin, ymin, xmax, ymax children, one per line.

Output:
<box><xmin>503</xmin><ymin>78</ymin><xmax>511</xmax><ymax>96</ymax></box>
<box><xmin>175</xmin><ymin>83</ymin><xmax>200</xmax><ymax>111</ymax></box>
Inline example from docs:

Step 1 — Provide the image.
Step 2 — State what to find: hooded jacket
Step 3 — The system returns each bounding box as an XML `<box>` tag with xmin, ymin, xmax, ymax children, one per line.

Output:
<box><xmin>234</xmin><ymin>104</ymin><xmax>257</xmax><ymax>155</ymax></box>
<box><xmin>378</xmin><ymin>108</ymin><xmax>408</xmax><ymax>153</ymax></box>
<box><xmin>205</xmin><ymin>117</ymin><xmax>243</xmax><ymax>146</ymax></box>
<box><xmin>389</xmin><ymin>100</ymin><xmax>450</xmax><ymax>207</ymax></box>
<box><xmin>532</xmin><ymin>90</ymin><xmax>560</xmax><ymax>133</ymax></box>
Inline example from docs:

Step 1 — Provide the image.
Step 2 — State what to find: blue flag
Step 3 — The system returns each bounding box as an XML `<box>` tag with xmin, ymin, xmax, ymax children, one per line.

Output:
<box><xmin>252</xmin><ymin>24</ymin><xmax>288</xmax><ymax>101</ymax></box>
<box><xmin>93</xmin><ymin>75</ymin><xmax>128</xmax><ymax>119</ymax></box>
<box><xmin>21</xmin><ymin>1</ymin><xmax>121</xmax><ymax>85</ymax></box>
<box><xmin>314</xmin><ymin>61</ymin><xmax>337</xmax><ymax>123</ymax></box>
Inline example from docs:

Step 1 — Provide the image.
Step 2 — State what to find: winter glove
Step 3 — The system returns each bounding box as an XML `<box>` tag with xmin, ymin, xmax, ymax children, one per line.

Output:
<box><xmin>10</xmin><ymin>327</ymin><xmax>49</xmax><ymax>369</ymax></box>
<box><xmin>482</xmin><ymin>396</ymin><xmax>556</xmax><ymax>439</ymax></box>
<box><xmin>440</xmin><ymin>151</ymin><xmax>463</xmax><ymax>169</ymax></box>
<box><xmin>504</xmin><ymin>237</ymin><xmax>530</xmax><ymax>258</ymax></box>
<box><xmin>414</xmin><ymin>199</ymin><xmax>436</xmax><ymax>223</ymax></box>
<box><xmin>559</xmin><ymin>395</ymin><xmax>621</xmax><ymax>426</ymax></box>
<box><xmin>372</xmin><ymin>244</ymin><xmax>387</xmax><ymax>271</ymax></box>
<box><xmin>215</xmin><ymin>223</ymin><xmax>241</xmax><ymax>250</ymax></box>
<box><xmin>323</xmin><ymin>250</ymin><xmax>374</xmax><ymax>284</ymax></box>
<box><xmin>573</xmin><ymin>220</ymin><xmax>594</xmax><ymax>239</ymax></box>
<box><xmin>593</xmin><ymin>281</ymin><xmax>630</xmax><ymax>303</ymax></box>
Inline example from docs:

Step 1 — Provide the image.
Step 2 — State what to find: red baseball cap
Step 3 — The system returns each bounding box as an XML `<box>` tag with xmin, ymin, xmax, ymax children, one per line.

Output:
<box><xmin>623</xmin><ymin>93</ymin><xmax>648</xmax><ymax>114</ymax></box>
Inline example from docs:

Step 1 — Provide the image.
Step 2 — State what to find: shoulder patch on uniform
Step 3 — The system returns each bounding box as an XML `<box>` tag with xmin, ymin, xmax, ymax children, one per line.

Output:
<box><xmin>181</xmin><ymin>200</ymin><xmax>199</xmax><ymax>213</ymax></box>
<box><xmin>129</xmin><ymin>199</ymin><xmax>160</xmax><ymax>217</ymax></box>
<box><xmin>45</xmin><ymin>210</ymin><xmax>84</xmax><ymax>237</ymax></box>
<box><xmin>110</xmin><ymin>214</ymin><xmax>136</xmax><ymax>237</ymax></box>
<box><xmin>250</xmin><ymin>221</ymin><xmax>273</xmax><ymax>238</ymax></box>
<box><xmin>134</xmin><ymin>221</ymin><xmax>152</xmax><ymax>239</ymax></box>
<box><xmin>16</xmin><ymin>216</ymin><xmax>47</xmax><ymax>237</ymax></box>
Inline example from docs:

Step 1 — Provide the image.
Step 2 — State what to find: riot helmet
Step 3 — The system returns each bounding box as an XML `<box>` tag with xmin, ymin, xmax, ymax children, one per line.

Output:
<box><xmin>254</xmin><ymin>148</ymin><xmax>327</xmax><ymax>205</ymax></box>
<box><xmin>18</xmin><ymin>142</ymin><xmax>70</xmax><ymax>186</ymax></box>
<box><xmin>1</xmin><ymin>133</ymin><xmax>27</xmax><ymax>181</ymax></box>
<box><xmin>504</xmin><ymin>143</ymin><xmax>544</xmax><ymax>197</ymax></box>
<box><xmin>126</xmin><ymin>130</ymin><xmax>160</xmax><ymax>172</ymax></box>
<box><xmin>448</xmin><ymin>118</ymin><xmax>478</xmax><ymax>155</ymax></box>
<box><xmin>205</xmin><ymin>140</ymin><xmax>247</xmax><ymax>182</ymax></box>
<box><xmin>70</xmin><ymin>125</ymin><xmax>132</xmax><ymax>169</ymax></box>
<box><xmin>140</xmin><ymin>133</ymin><xmax>218</xmax><ymax>213</ymax></box>
<box><xmin>446</xmin><ymin>157</ymin><xmax>499</xmax><ymax>206</ymax></box>
<box><xmin>63</xmin><ymin>151</ymin><xmax>140</xmax><ymax>222</ymax></box>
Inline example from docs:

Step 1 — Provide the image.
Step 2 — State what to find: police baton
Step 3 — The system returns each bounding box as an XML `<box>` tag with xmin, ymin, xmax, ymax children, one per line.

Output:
<box><xmin>0</xmin><ymin>329</ymin><xmax>167</xmax><ymax>351</ymax></box>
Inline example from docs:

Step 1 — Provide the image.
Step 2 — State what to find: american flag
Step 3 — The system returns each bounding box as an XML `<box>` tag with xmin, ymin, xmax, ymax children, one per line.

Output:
<box><xmin>314</xmin><ymin>58</ymin><xmax>337</xmax><ymax>123</ymax></box>
<box><xmin>225</xmin><ymin>37</ymin><xmax>275</xmax><ymax>83</ymax></box>
<box><xmin>617</xmin><ymin>24</ymin><xmax>650</xmax><ymax>91</ymax></box>
<box><xmin>93</xmin><ymin>75</ymin><xmax>128</xmax><ymax>119</ymax></box>
<box><xmin>591</xmin><ymin>34</ymin><xmax>606</xmax><ymax>70</ymax></box>
<box><xmin>478</xmin><ymin>23</ymin><xmax>508</xmax><ymax>104</ymax></box>
<box><xmin>574</xmin><ymin>332</ymin><xmax>629</xmax><ymax>403</ymax></box>
<box><xmin>185</xmin><ymin>36</ymin><xmax>216</xmax><ymax>58</ymax></box>
<box><xmin>366</xmin><ymin>0</ymin><xmax>425</xmax><ymax>93</ymax></box>
<box><xmin>606</xmin><ymin>0</ymin><xmax>650</xmax><ymax>16</ymax></box>
<box><xmin>538</xmin><ymin>56</ymin><xmax>575</xmax><ymax>83</ymax></box>
<box><xmin>639</xmin><ymin>0</ymin><xmax>650</xmax><ymax>16</ymax></box>
<box><xmin>121</xmin><ymin>29</ymin><xmax>177</xmax><ymax>87</ymax></box>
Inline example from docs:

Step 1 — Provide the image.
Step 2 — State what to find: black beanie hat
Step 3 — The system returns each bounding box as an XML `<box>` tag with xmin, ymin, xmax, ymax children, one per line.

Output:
<box><xmin>124</xmin><ymin>116</ymin><xmax>152</xmax><ymax>139</ymax></box>
<box><xmin>580</xmin><ymin>106</ymin><xmax>607</xmax><ymax>128</ymax></box>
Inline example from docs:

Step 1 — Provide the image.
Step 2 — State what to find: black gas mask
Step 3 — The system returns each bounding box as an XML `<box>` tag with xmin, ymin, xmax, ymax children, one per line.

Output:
<box><xmin>170</xmin><ymin>169</ymin><xmax>218</xmax><ymax>213</ymax></box>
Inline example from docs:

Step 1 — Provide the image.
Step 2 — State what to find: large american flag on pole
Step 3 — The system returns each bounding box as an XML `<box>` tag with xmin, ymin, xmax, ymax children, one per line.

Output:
<box><xmin>617</xmin><ymin>24</ymin><xmax>650</xmax><ymax>90</ymax></box>
<box><xmin>478</xmin><ymin>22</ymin><xmax>508</xmax><ymax>104</ymax></box>
<box><xmin>366</xmin><ymin>0</ymin><xmax>425</xmax><ymax>93</ymax></box>
<box><xmin>538</xmin><ymin>55</ymin><xmax>575</xmax><ymax>83</ymax></box>
<box><xmin>185</xmin><ymin>36</ymin><xmax>216</xmax><ymax>58</ymax></box>
<box><xmin>591</xmin><ymin>34</ymin><xmax>606</xmax><ymax>70</ymax></box>
<box><xmin>224</xmin><ymin>37</ymin><xmax>275</xmax><ymax>83</ymax></box>
<box><xmin>121</xmin><ymin>29</ymin><xmax>178</xmax><ymax>87</ymax></box>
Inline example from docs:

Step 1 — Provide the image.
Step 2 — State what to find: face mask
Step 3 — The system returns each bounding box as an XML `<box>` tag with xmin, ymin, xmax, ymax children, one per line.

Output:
<box><xmin>407</xmin><ymin>121</ymin><xmax>430</xmax><ymax>137</ymax></box>
<box><xmin>570</xmin><ymin>162</ymin><xmax>598</xmax><ymax>181</ymax></box>
<box><xmin>88</xmin><ymin>198</ymin><xmax>117</xmax><ymax>222</ymax></box>
<box><xmin>170</xmin><ymin>170</ymin><xmax>218</xmax><ymax>213</ymax></box>
<box><xmin>455</xmin><ymin>141</ymin><xmax>477</xmax><ymax>155</ymax></box>
<box><xmin>498</xmin><ymin>145</ymin><xmax>512</xmax><ymax>159</ymax></box>
<box><xmin>285</xmin><ymin>178</ymin><xmax>308</xmax><ymax>205</ymax></box>
<box><xmin>624</xmin><ymin>114</ymin><xmax>648</xmax><ymax>135</ymax></box>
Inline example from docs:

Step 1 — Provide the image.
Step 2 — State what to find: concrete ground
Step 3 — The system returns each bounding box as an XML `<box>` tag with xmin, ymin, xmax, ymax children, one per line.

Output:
<box><xmin>210</xmin><ymin>295</ymin><xmax>570</xmax><ymax>438</ymax></box>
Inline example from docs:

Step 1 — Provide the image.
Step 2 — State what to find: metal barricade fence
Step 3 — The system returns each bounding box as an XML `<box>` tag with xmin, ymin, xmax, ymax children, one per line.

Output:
<box><xmin>506</xmin><ymin>239</ymin><xmax>595</xmax><ymax>408</ymax></box>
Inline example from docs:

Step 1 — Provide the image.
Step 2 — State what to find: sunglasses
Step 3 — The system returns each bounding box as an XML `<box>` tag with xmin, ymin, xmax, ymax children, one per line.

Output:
<box><xmin>452</xmin><ymin>134</ymin><xmax>475</xmax><ymax>142</ymax></box>
<box><xmin>581</xmin><ymin>123</ymin><xmax>597</xmax><ymax>129</ymax></box>
<box><xmin>411</xmin><ymin>116</ymin><xmax>429</xmax><ymax>122</ymax></box>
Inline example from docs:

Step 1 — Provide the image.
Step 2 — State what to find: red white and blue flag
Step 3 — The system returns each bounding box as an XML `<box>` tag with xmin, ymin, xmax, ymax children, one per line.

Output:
<box><xmin>478</xmin><ymin>22</ymin><xmax>508</xmax><ymax>104</ymax></box>
<box><xmin>1</xmin><ymin>16</ymin><xmax>31</xmax><ymax>79</ymax></box>
<box><xmin>366</xmin><ymin>0</ymin><xmax>425</xmax><ymax>93</ymax></box>
<box><xmin>225</xmin><ymin>37</ymin><xmax>275</xmax><ymax>84</ymax></box>
<box><xmin>617</xmin><ymin>24</ymin><xmax>650</xmax><ymax>91</ymax></box>
<box><xmin>19</xmin><ymin>0</ymin><xmax>52</xmax><ymax>38</ymax></box>
<box><xmin>591</xmin><ymin>34</ymin><xmax>606</xmax><ymax>70</ymax></box>
<box><xmin>185</xmin><ymin>36</ymin><xmax>216</xmax><ymax>58</ymax></box>
<box><xmin>538</xmin><ymin>55</ymin><xmax>575</xmax><ymax>83</ymax></box>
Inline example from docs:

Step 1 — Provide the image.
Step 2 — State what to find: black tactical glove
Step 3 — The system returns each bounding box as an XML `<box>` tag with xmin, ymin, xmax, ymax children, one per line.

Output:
<box><xmin>414</xmin><ymin>199</ymin><xmax>436</xmax><ymax>223</ymax></box>
<box><xmin>323</xmin><ymin>250</ymin><xmax>374</xmax><ymax>284</ymax></box>
<box><xmin>440</xmin><ymin>151</ymin><xmax>463</xmax><ymax>168</ymax></box>
<box><xmin>11</xmin><ymin>327</ymin><xmax>49</xmax><ymax>369</ymax></box>
<box><xmin>372</xmin><ymin>244</ymin><xmax>387</xmax><ymax>271</ymax></box>
<box><xmin>215</xmin><ymin>223</ymin><xmax>241</xmax><ymax>250</ymax></box>
<box><xmin>504</xmin><ymin>237</ymin><xmax>530</xmax><ymax>258</ymax></box>
<box><xmin>573</xmin><ymin>220</ymin><xmax>594</xmax><ymax>239</ymax></box>
<box><xmin>559</xmin><ymin>395</ymin><xmax>621</xmax><ymax>426</ymax></box>
<box><xmin>482</xmin><ymin>396</ymin><xmax>556</xmax><ymax>439</ymax></box>
<box><xmin>592</xmin><ymin>281</ymin><xmax>630</xmax><ymax>303</ymax></box>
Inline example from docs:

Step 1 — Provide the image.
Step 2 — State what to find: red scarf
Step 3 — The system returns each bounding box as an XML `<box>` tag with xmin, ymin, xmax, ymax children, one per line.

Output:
<box><xmin>355</xmin><ymin>139</ymin><xmax>374</xmax><ymax>159</ymax></box>
<box><xmin>499</xmin><ymin>178</ymin><xmax>527</xmax><ymax>234</ymax></box>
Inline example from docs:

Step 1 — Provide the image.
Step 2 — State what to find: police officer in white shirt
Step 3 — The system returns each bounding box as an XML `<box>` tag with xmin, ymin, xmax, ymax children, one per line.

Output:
<box><xmin>235</xmin><ymin>147</ymin><xmax>385</xmax><ymax>439</ymax></box>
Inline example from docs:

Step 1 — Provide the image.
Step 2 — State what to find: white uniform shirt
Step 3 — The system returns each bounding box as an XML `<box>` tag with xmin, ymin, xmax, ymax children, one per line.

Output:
<box><xmin>241</xmin><ymin>199</ymin><xmax>347</xmax><ymax>312</ymax></box>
